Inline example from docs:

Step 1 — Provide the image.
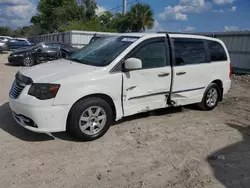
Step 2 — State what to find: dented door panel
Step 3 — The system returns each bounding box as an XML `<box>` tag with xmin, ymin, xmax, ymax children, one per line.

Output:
<box><xmin>122</xmin><ymin>67</ymin><xmax>171</xmax><ymax>116</ymax></box>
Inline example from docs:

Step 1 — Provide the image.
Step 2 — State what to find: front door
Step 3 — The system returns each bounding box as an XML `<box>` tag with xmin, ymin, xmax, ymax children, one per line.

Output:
<box><xmin>122</xmin><ymin>37</ymin><xmax>172</xmax><ymax>117</ymax></box>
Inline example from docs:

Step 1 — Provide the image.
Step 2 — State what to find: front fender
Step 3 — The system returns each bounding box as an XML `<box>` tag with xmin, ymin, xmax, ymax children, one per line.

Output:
<box><xmin>52</xmin><ymin>73</ymin><xmax>123</xmax><ymax>120</ymax></box>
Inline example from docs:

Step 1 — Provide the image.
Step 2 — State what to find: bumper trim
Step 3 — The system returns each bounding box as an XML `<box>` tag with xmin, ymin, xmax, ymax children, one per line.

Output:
<box><xmin>12</xmin><ymin>112</ymin><xmax>38</xmax><ymax>128</ymax></box>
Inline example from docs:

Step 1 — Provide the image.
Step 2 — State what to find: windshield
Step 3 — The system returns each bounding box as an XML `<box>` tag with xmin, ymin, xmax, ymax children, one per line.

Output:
<box><xmin>68</xmin><ymin>36</ymin><xmax>139</xmax><ymax>66</ymax></box>
<box><xmin>30</xmin><ymin>43</ymin><xmax>42</xmax><ymax>50</ymax></box>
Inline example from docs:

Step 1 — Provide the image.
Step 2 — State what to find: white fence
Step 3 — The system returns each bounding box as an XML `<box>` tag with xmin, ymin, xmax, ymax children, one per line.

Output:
<box><xmin>28</xmin><ymin>30</ymin><xmax>119</xmax><ymax>48</ymax></box>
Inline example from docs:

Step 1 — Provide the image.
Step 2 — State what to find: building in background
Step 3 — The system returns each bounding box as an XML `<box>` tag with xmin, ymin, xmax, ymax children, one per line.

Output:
<box><xmin>198</xmin><ymin>31</ymin><xmax>250</xmax><ymax>74</ymax></box>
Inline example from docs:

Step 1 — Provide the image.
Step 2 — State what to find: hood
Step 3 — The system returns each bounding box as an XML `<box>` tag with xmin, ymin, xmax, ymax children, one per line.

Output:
<box><xmin>19</xmin><ymin>59</ymin><xmax>102</xmax><ymax>83</ymax></box>
<box><xmin>12</xmin><ymin>46</ymin><xmax>33</xmax><ymax>54</ymax></box>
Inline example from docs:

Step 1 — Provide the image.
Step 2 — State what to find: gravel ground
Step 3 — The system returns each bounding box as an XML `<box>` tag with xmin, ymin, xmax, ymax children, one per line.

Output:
<box><xmin>0</xmin><ymin>53</ymin><xmax>250</xmax><ymax>188</ymax></box>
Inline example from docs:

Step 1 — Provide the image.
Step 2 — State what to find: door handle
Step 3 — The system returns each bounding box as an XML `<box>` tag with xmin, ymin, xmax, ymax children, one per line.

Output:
<box><xmin>126</xmin><ymin>86</ymin><xmax>137</xmax><ymax>91</ymax></box>
<box><xmin>176</xmin><ymin>71</ymin><xmax>186</xmax><ymax>76</ymax></box>
<box><xmin>158</xmin><ymin>72</ymin><xmax>170</xmax><ymax>77</ymax></box>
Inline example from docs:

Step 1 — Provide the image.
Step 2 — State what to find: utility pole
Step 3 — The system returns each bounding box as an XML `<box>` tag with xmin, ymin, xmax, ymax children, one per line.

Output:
<box><xmin>123</xmin><ymin>0</ymin><xmax>127</xmax><ymax>15</ymax></box>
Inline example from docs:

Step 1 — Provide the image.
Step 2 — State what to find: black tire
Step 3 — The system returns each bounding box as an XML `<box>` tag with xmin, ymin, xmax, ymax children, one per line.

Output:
<box><xmin>198</xmin><ymin>83</ymin><xmax>221</xmax><ymax>111</ymax></box>
<box><xmin>23</xmin><ymin>54</ymin><xmax>35</xmax><ymax>67</ymax></box>
<box><xmin>56</xmin><ymin>50</ymin><xmax>68</xmax><ymax>59</ymax></box>
<box><xmin>61</xmin><ymin>50</ymin><xmax>68</xmax><ymax>58</ymax></box>
<box><xmin>67</xmin><ymin>97</ymin><xmax>113</xmax><ymax>141</ymax></box>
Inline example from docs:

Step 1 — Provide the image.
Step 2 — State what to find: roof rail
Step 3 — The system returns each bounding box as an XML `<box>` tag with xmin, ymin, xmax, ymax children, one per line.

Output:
<box><xmin>157</xmin><ymin>31</ymin><xmax>201</xmax><ymax>35</ymax></box>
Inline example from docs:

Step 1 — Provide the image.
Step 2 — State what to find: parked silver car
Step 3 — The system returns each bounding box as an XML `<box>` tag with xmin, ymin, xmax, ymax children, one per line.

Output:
<box><xmin>0</xmin><ymin>39</ymin><xmax>9</xmax><ymax>53</ymax></box>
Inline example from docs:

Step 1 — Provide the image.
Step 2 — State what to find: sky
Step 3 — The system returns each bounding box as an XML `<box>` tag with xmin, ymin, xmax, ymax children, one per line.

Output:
<box><xmin>0</xmin><ymin>0</ymin><xmax>249</xmax><ymax>32</ymax></box>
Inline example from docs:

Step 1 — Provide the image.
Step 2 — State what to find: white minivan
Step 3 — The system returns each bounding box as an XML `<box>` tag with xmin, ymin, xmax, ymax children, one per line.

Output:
<box><xmin>9</xmin><ymin>33</ymin><xmax>232</xmax><ymax>141</ymax></box>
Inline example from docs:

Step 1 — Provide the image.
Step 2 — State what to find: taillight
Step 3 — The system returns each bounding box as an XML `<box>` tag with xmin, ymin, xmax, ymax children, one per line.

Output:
<box><xmin>229</xmin><ymin>63</ymin><xmax>232</xmax><ymax>78</ymax></box>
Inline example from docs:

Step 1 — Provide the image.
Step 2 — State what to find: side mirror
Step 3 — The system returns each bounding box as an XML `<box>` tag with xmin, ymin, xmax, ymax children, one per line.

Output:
<box><xmin>37</xmin><ymin>48</ymin><xmax>42</xmax><ymax>52</ymax></box>
<box><xmin>124</xmin><ymin>58</ymin><xmax>142</xmax><ymax>71</ymax></box>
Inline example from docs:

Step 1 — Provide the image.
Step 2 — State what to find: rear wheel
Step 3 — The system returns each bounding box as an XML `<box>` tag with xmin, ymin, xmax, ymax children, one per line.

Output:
<box><xmin>23</xmin><ymin>54</ymin><xmax>35</xmax><ymax>66</ymax></box>
<box><xmin>67</xmin><ymin>97</ymin><xmax>113</xmax><ymax>141</ymax></box>
<box><xmin>198</xmin><ymin>83</ymin><xmax>220</xmax><ymax>111</ymax></box>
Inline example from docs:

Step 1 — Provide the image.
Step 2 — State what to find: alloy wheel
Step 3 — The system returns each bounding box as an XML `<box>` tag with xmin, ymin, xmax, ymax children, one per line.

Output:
<box><xmin>78</xmin><ymin>106</ymin><xmax>107</xmax><ymax>135</ymax></box>
<box><xmin>206</xmin><ymin>88</ymin><xmax>218</xmax><ymax>107</ymax></box>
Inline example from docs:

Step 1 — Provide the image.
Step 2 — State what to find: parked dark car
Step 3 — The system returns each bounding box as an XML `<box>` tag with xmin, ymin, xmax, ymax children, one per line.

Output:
<box><xmin>89</xmin><ymin>35</ymin><xmax>103</xmax><ymax>44</ymax></box>
<box><xmin>8</xmin><ymin>41</ymin><xmax>79</xmax><ymax>66</ymax></box>
<box><xmin>7</xmin><ymin>38</ymin><xmax>34</xmax><ymax>50</ymax></box>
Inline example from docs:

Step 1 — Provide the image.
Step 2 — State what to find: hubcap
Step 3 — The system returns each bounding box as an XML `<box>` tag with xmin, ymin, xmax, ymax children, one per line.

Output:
<box><xmin>206</xmin><ymin>88</ymin><xmax>218</xmax><ymax>107</ymax></box>
<box><xmin>79</xmin><ymin>106</ymin><xmax>107</xmax><ymax>135</ymax></box>
<box><xmin>24</xmin><ymin>56</ymin><xmax>33</xmax><ymax>66</ymax></box>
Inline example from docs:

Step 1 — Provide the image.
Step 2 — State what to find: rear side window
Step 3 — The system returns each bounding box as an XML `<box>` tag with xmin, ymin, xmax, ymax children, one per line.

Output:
<box><xmin>44</xmin><ymin>43</ymin><xmax>59</xmax><ymax>49</ymax></box>
<box><xmin>173</xmin><ymin>38</ymin><xmax>206</xmax><ymax>66</ymax></box>
<box><xmin>18</xmin><ymin>40</ymin><xmax>29</xmax><ymax>45</ymax></box>
<box><xmin>208</xmin><ymin>41</ymin><xmax>227</xmax><ymax>62</ymax></box>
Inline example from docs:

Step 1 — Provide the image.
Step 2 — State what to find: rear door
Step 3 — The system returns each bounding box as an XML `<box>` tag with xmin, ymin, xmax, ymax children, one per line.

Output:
<box><xmin>122</xmin><ymin>37</ymin><xmax>172</xmax><ymax>116</ymax></box>
<box><xmin>171</xmin><ymin>37</ymin><xmax>212</xmax><ymax>105</ymax></box>
<box><xmin>8</xmin><ymin>39</ymin><xmax>18</xmax><ymax>49</ymax></box>
<box><xmin>42</xmin><ymin>43</ymin><xmax>60</xmax><ymax>59</ymax></box>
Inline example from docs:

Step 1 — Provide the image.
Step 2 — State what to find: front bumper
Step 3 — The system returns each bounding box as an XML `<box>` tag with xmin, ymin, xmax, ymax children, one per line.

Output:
<box><xmin>8</xmin><ymin>55</ymin><xmax>24</xmax><ymax>65</ymax></box>
<box><xmin>9</xmin><ymin>97</ymin><xmax>70</xmax><ymax>133</ymax></box>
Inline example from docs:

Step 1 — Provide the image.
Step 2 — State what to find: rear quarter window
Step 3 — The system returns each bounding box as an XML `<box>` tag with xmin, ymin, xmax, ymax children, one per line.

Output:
<box><xmin>207</xmin><ymin>41</ymin><xmax>227</xmax><ymax>62</ymax></box>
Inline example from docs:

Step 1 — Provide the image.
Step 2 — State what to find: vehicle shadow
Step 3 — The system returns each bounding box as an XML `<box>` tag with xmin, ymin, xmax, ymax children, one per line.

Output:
<box><xmin>114</xmin><ymin>106</ymin><xmax>183</xmax><ymax>125</ymax></box>
<box><xmin>4</xmin><ymin>63</ymin><xmax>20</xmax><ymax>67</ymax></box>
<box><xmin>207</xmin><ymin>122</ymin><xmax>250</xmax><ymax>188</ymax></box>
<box><xmin>0</xmin><ymin>51</ymin><xmax>9</xmax><ymax>55</ymax></box>
<box><xmin>53</xmin><ymin>107</ymin><xmax>183</xmax><ymax>141</ymax></box>
<box><xmin>0</xmin><ymin>102</ymin><xmax>54</xmax><ymax>141</ymax></box>
<box><xmin>0</xmin><ymin>102</ymin><xmax>184</xmax><ymax>142</ymax></box>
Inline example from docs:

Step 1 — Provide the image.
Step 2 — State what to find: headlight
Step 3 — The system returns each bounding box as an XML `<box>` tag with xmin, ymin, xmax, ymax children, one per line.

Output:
<box><xmin>28</xmin><ymin>83</ymin><xmax>60</xmax><ymax>100</ymax></box>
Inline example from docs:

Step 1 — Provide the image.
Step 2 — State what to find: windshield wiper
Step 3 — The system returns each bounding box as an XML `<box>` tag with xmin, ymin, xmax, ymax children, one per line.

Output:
<box><xmin>68</xmin><ymin>58</ymin><xmax>83</xmax><ymax>63</ymax></box>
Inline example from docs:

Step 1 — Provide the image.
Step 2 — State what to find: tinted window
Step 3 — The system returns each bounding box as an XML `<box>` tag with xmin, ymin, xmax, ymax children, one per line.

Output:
<box><xmin>59</xmin><ymin>43</ymin><xmax>70</xmax><ymax>48</ymax></box>
<box><xmin>18</xmin><ymin>40</ymin><xmax>29</xmax><ymax>45</ymax></box>
<box><xmin>208</xmin><ymin>41</ymin><xmax>227</xmax><ymax>61</ymax></box>
<box><xmin>9</xmin><ymin>39</ymin><xmax>18</xmax><ymax>43</ymax></box>
<box><xmin>174</xmin><ymin>39</ymin><xmax>206</xmax><ymax>65</ymax></box>
<box><xmin>44</xmin><ymin>43</ymin><xmax>59</xmax><ymax>49</ymax></box>
<box><xmin>130</xmin><ymin>41</ymin><xmax>167</xmax><ymax>69</ymax></box>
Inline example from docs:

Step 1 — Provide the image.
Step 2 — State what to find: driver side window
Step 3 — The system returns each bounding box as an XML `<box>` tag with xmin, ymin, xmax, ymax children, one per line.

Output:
<box><xmin>130</xmin><ymin>39</ymin><xmax>168</xmax><ymax>69</ymax></box>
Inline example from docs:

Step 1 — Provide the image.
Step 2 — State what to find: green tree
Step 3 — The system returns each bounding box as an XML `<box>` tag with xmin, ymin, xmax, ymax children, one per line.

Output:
<box><xmin>12</xmin><ymin>25</ymin><xmax>43</xmax><ymax>37</ymax></box>
<box><xmin>112</xmin><ymin>13</ymin><xmax>131</xmax><ymax>32</ymax></box>
<box><xmin>81</xmin><ymin>0</ymin><xmax>97</xmax><ymax>20</ymax></box>
<box><xmin>55</xmin><ymin>1</ymin><xmax>85</xmax><ymax>28</ymax></box>
<box><xmin>127</xmin><ymin>3</ymin><xmax>154</xmax><ymax>32</ymax></box>
<box><xmin>59</xmin><ymin>19</ymin><xmax>101</xmax><ymax>32</ymax></box>
<box><xmin>99</xmin><ymin>11</ymin><xmax>116</xmax><ymax>31</ymax></box>
<box><xmin>0</xmin><ymin>27</ymin><xmax>13</xmax><ymax>36</ymax></box>
<box><xmin>31</xmin><ymin>0</ymin><xmax>97</xmax><ymax>33</ymax></box>
<box><xmin>31</xmin><ymin>0</ymin><xmax>66</xmax><ymax>32</ymax></box>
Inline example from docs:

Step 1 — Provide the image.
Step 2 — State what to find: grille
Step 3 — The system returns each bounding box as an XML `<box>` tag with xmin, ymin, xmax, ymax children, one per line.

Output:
<box><xmin>9</xmin><ymin>80</ymin><xmax>25</xmax><ymax>99</ymax></box>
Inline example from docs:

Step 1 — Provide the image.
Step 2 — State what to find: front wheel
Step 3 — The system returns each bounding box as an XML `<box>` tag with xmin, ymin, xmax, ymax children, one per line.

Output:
<box><xmin>67</xmin><ymin>97</ymin><xmax>113</xmax><ymax>141</ymax></box>
<box><xmin>23</xmin><ymin>54</ymin><xmax>35</xmax><ymax>66</ymax></box>
<box><xmin>61</xmin><ymin>51</ymin><xmax>68</xmax><ymax>58</ymax></box>
<box><xmin>198</xmin><ymin>83</ymin><xmax>220</xmax><ymax>111</ymax></box>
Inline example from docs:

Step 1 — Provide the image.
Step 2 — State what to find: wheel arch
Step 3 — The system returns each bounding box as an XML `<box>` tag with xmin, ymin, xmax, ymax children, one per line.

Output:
<box><xmin>211</xmin><ymin>79</ymin><xmax>223</xmax><ymax>101</ymax></box>
<box><xmin>66</xmin><ymin>93</ymin><xmax>117</xmax><ymax>128</ymax></box>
